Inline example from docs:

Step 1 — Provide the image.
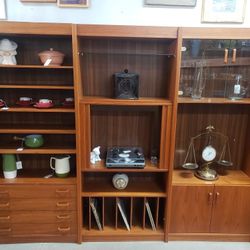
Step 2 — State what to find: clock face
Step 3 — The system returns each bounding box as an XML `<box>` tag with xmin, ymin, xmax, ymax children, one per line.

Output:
<box><xmin>202</xmin><ymin>145</ymin><xmax>216</xmax><ymax>162</ymax></box>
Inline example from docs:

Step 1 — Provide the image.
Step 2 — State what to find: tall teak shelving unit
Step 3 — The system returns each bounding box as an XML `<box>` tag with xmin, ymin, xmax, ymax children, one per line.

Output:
<box><xmin>0</xmin><ymin>22</ymin><xmax>249</xmax><ymax>244</ymax></box>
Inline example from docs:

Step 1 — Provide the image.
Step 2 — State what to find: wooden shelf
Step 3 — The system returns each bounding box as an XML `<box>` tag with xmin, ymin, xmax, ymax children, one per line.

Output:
<box><xmin>0</xmin><ymin>85</ymin><xmax>74</xmax><ymax>90</ymax></box>
<box><xmin>85</xmin><ymin>160</ymin><xmax>167</xmax><ymax>172</ymax></box>
<box><xmin>82</xmin><ymin>225</ymin><xmax>164</xmax><ymax>241</ymax></box>
<box><xmin>80</xmin><ymin>97</ymin><xmax>172</xmax><ymax>106</ymax></box>
<box><xmin>172</xmin><ymin>170</ymin><xmax>250</xmax><ymax>186</ymax></box>
<box><xmin>0</xmin><ymin>65</ymin><xmax>73</xmax><ymax>69</ymax></box>
<box><xmin>0</xmin><ymin>107</ymin><xmax>75</xmax><ymax>113</ymax></box>
<box><xmin>82</xmin><ymin>179</ymin><xmax>166</xmax><ymax>197</ymax></box>
<box><xmin>0</xmin><ymin>124</ymin><xmax>75</xmax><ymax>134</ymax></box>
<box><xmin>181</xmin><ymin>57</ymin><xmax>250</xmax><ymax>68</ymax></box>
<box><xmin>178</xmin><ymin>97</ymin><xmax>250</xmax><ymax>105</ymax></box>
<box><xmin>0</xmin><ymin>147</ymin><xmax>76</xmax><ymax>154</ymax></box>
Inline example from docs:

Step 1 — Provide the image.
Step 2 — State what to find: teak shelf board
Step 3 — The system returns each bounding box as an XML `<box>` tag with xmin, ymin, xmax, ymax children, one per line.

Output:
<box><xmin>181</xmin><ymin>57</ymin><xmax>250</xmax><ymax>68</ymax></box>
<box><xmin>82</xmin><ymin>180</ymin><xmax>166</xmax><ymax>197</ymax></box>
<box><xmin>172</xmin><ymin>170</ymin><xmax>250</xmax><ymax>186</ymax></box>
<box><xmin>77</xmin><ymin>24</ymin><xmax>177</xmax><ymax>38</ymax></box>
<box><xmin>0</xmin><ymin>65</ymin><xmax>73</xmax><ymax>69</ymax></box>
<box><xmin>0</xmin><ymin>125</ymin><xmax>76</xmax><ymax>134</ymax></box>
<box><xmin>80</xmin><ymin>97</ymin><xmax>172</xmax><ymax>106</ymax></box>
<box><xmin>0</xmin><ymin>85</ymin><xmax>74</xmax><ymax>90</ymax></box>
<box><xmin>0</xmin><ymin>148</ymin><xmax>76</xmax><ymax>154</ymax></box>
<box><xmin>178</xmin><ymin>97</ymin><xmax>250</xmax><ymax>104</ymax></box>
<box><xmin>0</xmin><ymin>107</ymin><xmax>75</xmax><ymax>113</ymax></box>
<box><xmin>85</xmin><ymin>160</ymin><xmax>167</xmax><ymax>172</ymax></box>
<box><xmin>0</xmin><ymin>21</ymin><xmax>72</xmax><ymax>35</ymax></box>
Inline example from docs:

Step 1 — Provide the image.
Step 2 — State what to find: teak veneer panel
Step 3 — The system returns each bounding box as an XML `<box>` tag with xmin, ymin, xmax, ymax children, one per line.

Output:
<box><xmin>77</xmin><ymin>25</ymin><xmax>177</xmax><ymax>38</ymax></box>
<box><xmin>0</xmin><ymin>21</ymin><xmax>72</xmax><ymax>35</ymax></box>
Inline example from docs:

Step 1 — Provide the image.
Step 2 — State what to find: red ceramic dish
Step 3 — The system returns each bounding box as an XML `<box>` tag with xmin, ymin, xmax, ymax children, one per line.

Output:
<box><xmin>34</xmin><ymin>102</ymin><xmax>54</xmax><ymax>109</ymax></box>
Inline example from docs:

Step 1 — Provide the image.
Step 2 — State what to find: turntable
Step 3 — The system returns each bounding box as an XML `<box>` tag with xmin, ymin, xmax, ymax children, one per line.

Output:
<box><xmin>106</xmin><ymin>147</ymin><xmax>145</xmax><ymax>168</ymax></box>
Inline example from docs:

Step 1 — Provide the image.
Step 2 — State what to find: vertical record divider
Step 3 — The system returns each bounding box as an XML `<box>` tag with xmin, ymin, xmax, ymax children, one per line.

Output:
<box><xmin>115</xmin><ymin>197</ymin><xmax>118</xmax><ymax>230</ymax></box>
<box><xmin>143</xmin><ymin>197</ymin><xmax>146</xmax><ymax>229</ymax></box>
<box><xmin>102</xmin><ymin>197</ymin><xmax>105</xmax><ymax>230</ymax></box>
<box><xmin>88</xmin><ymin>197</ymin><xmax>92</xmax><ymax>230</ymax></box>
<box><xmin>155</xmin><ymin>197</ymin><xmax>160</xmax><ymax>229</ymax></box>
<box><xmin>130</xmin><ymin>197</ymin><xmax>133</xmax><ymax>230</ymax></box>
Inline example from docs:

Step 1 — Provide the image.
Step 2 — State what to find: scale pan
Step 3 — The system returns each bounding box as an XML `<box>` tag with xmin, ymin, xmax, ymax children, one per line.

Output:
<box><xmin>217</xmin><ymin>160</ymin><xmax>233</xmax><ymax>167</ymax></box>
<box><xmin>182</xmin><ymin>163</ymin><xmax>199</xmax><ymax>169</ymax></box>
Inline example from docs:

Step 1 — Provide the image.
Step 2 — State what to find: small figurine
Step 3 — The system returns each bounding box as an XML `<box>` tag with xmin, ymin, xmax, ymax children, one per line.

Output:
<box><xmin>0</xmin><ymin>39</ymin><xmax>18</xmax><ymax>65</ymax></box>
<box><xmin>90</xmin><ymin>146</ymin><xmax>101</xmax><ymax>164</ymax></box>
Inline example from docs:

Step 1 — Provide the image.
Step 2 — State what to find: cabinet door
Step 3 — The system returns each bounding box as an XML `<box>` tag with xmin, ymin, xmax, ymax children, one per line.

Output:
<box><xmin>211</xmin><ymin>185</ymin><xmax>250</xmax><ymax>234</ymax></box>
<box><xmin>170</xmin><ymin>185</ymin><xmax>214</xmax><ymax>233</ymax></box>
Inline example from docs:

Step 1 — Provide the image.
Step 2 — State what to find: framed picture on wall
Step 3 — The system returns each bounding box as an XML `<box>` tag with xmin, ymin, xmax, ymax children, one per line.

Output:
<box><xmin>144</xmin><ymin>0</ymin><xmax>197</xmax><ymax>6</ymax></box>
<box><xmin>57</xmin><ymin>0</ymin><xmax>89</xmax><ymax>7</ymax></box>
<box><xmin>201</xmin><ymin>0</ymin><xmax>246</xmax><ymax>23</ymax></box>
<box><xmin>0</xmin><ymin>0</ymin><xmax>6</xmax><ymax>20</ymax></box>
<box><xmin>20</xmin><ymin>0</ymin><xmax>57</xmax><ymax>2</ymax></box>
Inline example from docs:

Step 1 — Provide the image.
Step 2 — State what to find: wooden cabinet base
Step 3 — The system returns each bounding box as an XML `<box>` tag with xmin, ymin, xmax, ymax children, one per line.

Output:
<box><xmin>168</xmin><ymin>233</ymin><xmax>250</xmax><ymax>242</ymax></box>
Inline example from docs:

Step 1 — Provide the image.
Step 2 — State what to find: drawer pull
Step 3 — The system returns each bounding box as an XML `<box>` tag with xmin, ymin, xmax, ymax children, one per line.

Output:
<box><xmin>56</xmin><ymin>202</ymin><xmax>70</xmax><ymax>207</ymax></box>
<box><xmin>0</xmin><ymin>215</ymin><xmax>10</xmax><ymax>220</ymax></box>
<box><xmin>0</xmin><ymin>228</ymin><xmax>11</xmax><ymax>232</ymax></box>
<box><xmin>57</xmin><ymin>214</ymin><xmax>70</xmax><ymax>219</ymax></box>
<box><xmin>57</xmin><ymin>226</ymin><xmax>70</xmax><ymax>232</ymax></box>
<box><xmin>56</xmin><ymin>189</ymin><xmax>70</xmax><ymax>194</ymax></box>
<box><xmin>0</xmin><ymin>202</ymin><xmax>10</xmax><ymax>208</ymax></box>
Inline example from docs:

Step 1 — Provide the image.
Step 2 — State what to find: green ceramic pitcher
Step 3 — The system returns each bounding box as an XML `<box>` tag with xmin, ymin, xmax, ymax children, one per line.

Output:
<box><xmin>2</xmin><ymin>154</ymin><xmax>16</xmax><ymax>171</ymax></box>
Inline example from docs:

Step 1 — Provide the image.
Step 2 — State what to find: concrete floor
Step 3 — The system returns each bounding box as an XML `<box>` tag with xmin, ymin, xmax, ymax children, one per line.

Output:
<box><xmin>0</xmin><ymin>242</ymin><xmax>249</xmax><ymax>250</ymax></box>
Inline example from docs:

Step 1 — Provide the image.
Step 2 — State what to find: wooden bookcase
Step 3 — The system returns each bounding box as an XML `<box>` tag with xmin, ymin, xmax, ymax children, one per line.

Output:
<box><xmin>74</xmin><ymin>24</ymin><xmax>179</xmax><ymax>241</ymax></box>
<box><xmin>0</xmin><ymin>22</ymin><xmax>77</xmax><ymax>243</ymax></box>
<box><xmin>169</xmin><ymin>28</ymin><xmax>250</xmax><ymax>241</ymax></box>
<box><xmin>0</xmin><ymin>22</ymin><xmax>249</xmax><ymax>244</ymax></box>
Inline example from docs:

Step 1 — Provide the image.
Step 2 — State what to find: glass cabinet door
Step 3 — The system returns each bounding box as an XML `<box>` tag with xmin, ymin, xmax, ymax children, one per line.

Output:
<box><xmin>179</xmin><ymin>39</ymin><xmax>250</xmax><ymax>99</ymax></box>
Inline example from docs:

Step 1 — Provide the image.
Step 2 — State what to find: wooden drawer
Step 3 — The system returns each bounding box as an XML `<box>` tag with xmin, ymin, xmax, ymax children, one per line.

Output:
<box><xmin>0</xmin><ymin>185</ymin><xmax>76</xmax><ymax>199</ymax></box>
<box><xmin>0</xmin><ymin>223</ymin><xmax>77</xmax><ymax>236</ymax></box>
<box><xmin>0</xmin><ymin>198</ymin><xmax>76</xmax><ymax>211</ymax></box>
<box><xmin>0</xmin><ymin>210</ymin><xmax>77</xmax><ymax>224</ymax></box>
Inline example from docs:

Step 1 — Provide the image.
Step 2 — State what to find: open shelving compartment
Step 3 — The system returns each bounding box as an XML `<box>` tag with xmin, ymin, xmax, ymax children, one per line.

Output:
<box><xmin>76</xmin><ymin>25</ymin><xmax>179</xmax><ymax>242</ymax></box>
<box><xmin>0</xmin><ymin>24</ymin><xmax>77</xmax><ymax>184</ymax></box>
<box><xmin>82</xmin><ymin>196</ymin><xmax>166</xmax><ymax>241</ymax></box>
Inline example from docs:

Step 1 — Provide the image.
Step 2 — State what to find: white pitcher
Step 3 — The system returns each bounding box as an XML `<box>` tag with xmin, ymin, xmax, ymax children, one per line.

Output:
<box><xmin>50</xmin><ymin>155</ymin><xmax>70</xmax><ymax>178</ymax></box>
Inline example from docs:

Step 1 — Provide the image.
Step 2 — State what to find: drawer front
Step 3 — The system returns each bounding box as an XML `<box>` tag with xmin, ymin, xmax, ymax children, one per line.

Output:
<box><xmin>0</xmin><ymin>198</ymin><xmax>76</xmax><ymax>211</ymax></box>
<box><xmin>0</xmin><ymin>223</ymin><xmax>77</xmax><ymax>236</ymax></box>
<box><xmin>0</xmin><ymin>185</ymin><xmax>76</xmax><ymax>199</ymax></box>
<box><xmin>0</xmin><ymin>211</ymin><xmax>77</xmax><ymax>224</ymax></box>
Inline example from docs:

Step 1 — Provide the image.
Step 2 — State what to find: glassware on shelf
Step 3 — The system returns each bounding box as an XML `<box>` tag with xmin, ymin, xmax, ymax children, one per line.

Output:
<box><xmin>227</xmin><ymin>74</ymin><xmax>247</xmax><ymax>100</ymax></box>
<box><xmin>191</xmin><ymin>60</ymin><xmax>206</xmax><ymax>99</ymax></box>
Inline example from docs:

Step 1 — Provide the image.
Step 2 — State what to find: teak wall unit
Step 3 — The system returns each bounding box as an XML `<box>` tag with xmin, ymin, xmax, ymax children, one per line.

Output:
<box><xmin>0</xmin><ymin>22</ymin><xmax>249</xmax><ymax>244</ymax></box>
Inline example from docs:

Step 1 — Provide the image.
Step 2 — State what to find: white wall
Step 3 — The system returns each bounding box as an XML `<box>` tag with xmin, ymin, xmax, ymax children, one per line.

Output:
<box><xmin>5</xmin><ymin>0</ymin><xmax>250</xmax><ymax>27</ymax></box>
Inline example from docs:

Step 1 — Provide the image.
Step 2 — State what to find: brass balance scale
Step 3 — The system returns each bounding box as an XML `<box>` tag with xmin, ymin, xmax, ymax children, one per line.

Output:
<box><xmin>182</xmin><ymin>125</ymin><xmax>233</xmax><ymax>181</ymax></box>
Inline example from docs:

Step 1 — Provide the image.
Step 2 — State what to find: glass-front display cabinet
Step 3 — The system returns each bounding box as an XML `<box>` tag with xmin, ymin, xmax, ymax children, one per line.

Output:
<box><xmin>179</xmin><ymin>39</ymin><xmax>250</xmax><ymax>100</ymax></box>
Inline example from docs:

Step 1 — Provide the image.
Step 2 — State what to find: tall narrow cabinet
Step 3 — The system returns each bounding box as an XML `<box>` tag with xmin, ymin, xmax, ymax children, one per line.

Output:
<box><xmin>0</xmin><ymin>22</ymin><xmax>78</xmax><ymax>243</ymax></box>
<box><xmin>74</xmin><ymin>25</ymin><xmax>180</xmax><ymax>241</ymax></box>
<box><xmin>169</xmin><ymin>28</ymin><xmax>250</xmax><ymax>241</ymax></box>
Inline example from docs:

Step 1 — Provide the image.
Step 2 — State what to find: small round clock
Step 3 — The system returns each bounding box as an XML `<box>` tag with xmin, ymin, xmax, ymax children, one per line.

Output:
<box><xmin>202</xmin><ymin>145</ymin><xmax>216</xmax><ymax>162</ymax></box>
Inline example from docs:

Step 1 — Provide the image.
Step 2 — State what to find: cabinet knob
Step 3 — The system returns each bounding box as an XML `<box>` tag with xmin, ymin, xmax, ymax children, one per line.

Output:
<box><xmin>0</xmin><ymin>202</ymin><xmax>10</xmax><ymax>208</ymax></box>
<box><xmin>0</xmin><ymin>215</ymin><xmax>10</xmax><ymax>220</ymax></box>
<box><xmin>56</xmin><ymin>202</ymin><xmax>70</xmax><ymax>207</ymax></box>
<box><xmin>57</xmin><ymin>214</ymin><xmax>71</xmax><ymax>219</ymax></box>
<box><xmin>0</xmin><ymin>228</ymin><xmax>11</xmax><ymax>233</ymax></box>
<box><xmin>232</xmin><ymin>48</ymin><xmax>237</xmax><ymax>63</ymax></box>
<box><xmin>208</xmin><ymin>192</ymin><xmax>213</xmax><ymax>204</ymax></box>
<box><xmin>224</xmin><ymin>49</ymin><xmax>229</xmax><ymax>64</ymax></box>
<box><xmin>57</xmin><ymin>226</ymin><xmax>70</xmax><ymax>232</ymax></box>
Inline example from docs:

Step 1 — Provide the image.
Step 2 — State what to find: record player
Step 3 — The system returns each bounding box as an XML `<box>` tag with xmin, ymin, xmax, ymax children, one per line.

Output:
<box><xmin>106</xmin><ymin>147</ymin><xmax>145</xmax><ymax>168</ymax></box>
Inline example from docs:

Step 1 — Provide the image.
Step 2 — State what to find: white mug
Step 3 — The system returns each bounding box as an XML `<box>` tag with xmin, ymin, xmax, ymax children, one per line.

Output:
<box><xmin>39</xmin><ymin>99</ymin><xmax>52</xmax><ymax>104</ymax></box>
<box><xmin>50</xmin><ymin>155</ymin><xmax>70</xmax><ymax>178</ymax></box>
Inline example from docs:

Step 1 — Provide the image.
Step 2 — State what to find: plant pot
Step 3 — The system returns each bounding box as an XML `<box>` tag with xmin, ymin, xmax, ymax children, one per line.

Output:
<box><xmin>3</xmin><ymin>170</ymin><xmax>17</xmax><ymax>179</ymax></box>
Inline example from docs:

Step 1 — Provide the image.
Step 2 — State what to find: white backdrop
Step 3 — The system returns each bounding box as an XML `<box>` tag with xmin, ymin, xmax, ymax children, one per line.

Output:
<box><xmin>4</xmin><ymin>0</ymin><xmax>250</xmax><ymax>27</ymax></box>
